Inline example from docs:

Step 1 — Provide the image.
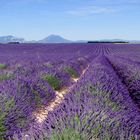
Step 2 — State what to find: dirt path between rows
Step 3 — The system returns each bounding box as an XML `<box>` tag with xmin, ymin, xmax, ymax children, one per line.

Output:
<box><xmin>33</xmin><ymin>65</ymin><xmax>90</xmax><ymax>124</ymax></box>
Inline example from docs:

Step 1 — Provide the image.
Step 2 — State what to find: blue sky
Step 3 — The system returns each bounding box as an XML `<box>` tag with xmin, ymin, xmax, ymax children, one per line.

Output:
<box><xmin>0</xmin><ymin>0</ymin><xmax>140</xmax><ymax>40</ymax></box>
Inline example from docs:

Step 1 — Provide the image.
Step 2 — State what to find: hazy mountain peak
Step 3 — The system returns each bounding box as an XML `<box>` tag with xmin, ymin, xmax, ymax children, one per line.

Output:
<box><xmin>47</xmin><ymin>34</ymin><xmax>61</xmax><ymax>38</ymax></box>
<box><xmin>38</xmin><ymin>34</ymin><xmax>72</xmax><ymax>43</ymax></box>
<box><xmin>0</xmin><ymin>35</ymin><xmax>25</xmax><ymax>43</ymax></box>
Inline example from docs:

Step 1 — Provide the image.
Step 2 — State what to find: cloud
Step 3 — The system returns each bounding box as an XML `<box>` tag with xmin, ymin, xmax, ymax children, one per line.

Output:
<box><xmin>67</xmin><ymin>5</ymin><xmax>116</xmax><ymax>16</ymax></box>
<box><xmin>66</xmin><ymin>0</ymin><xmax>140</xmax><ymax>17</ymax></box>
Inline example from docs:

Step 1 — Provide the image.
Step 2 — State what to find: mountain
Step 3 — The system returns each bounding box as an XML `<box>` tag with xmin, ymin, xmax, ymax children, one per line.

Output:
<box><xmin>128</xmin><ymin>40</ymin><xmax>140</xmax><ymax>44</ymax></box>
<box><xmin>0</xmin><ymin>35</ymin><xmax>139</xmax><ymax>44</ymax></box>
<box><xmin>38</xmin><ymin>35</ymin><xmax>72</xmax><ymax>43</ymax></box>
<box><xmin>98</xmin><ymin>39</ymin><xmax>126</xmax><ymax>42</ymax></box>
<box><xmin>75</xmin><ymin>40</ymin><xmax>87</xmax><ymax>43</ymax></box>
<box><xmin>99</xmin><ymin>39</ymin><xmax>140</xmax><ymax>43</ymax></box>
<box><xmin>0</xmin><ymin>35</ymin><xmax>25</xmax><ymax>43</ymax></box>
<box><xmin>0</xmin><ymin>35</ymin><xmax>73</xmax><ymax>43</ymax></box>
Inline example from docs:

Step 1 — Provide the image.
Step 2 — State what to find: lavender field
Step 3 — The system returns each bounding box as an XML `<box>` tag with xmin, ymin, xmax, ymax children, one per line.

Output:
<box><xmin>1</xmin><ymin>43</ymin><xmax>140</xmax><ymax>140</ymax></box>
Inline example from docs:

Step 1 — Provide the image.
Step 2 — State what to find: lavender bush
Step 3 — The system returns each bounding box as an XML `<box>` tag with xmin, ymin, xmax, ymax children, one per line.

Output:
<box><xmin>0</xmin><ymin>43</ymin><xmax>140</xmax><ymax>139</ymax></box>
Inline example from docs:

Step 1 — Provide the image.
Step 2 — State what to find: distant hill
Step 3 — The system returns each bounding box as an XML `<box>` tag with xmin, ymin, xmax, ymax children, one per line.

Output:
<box><xmin>129</xmin><ymin>40</ymin><xmax>140</xmax><ymax>44</ymax></box>
<box><xmin>75</xmin><ymin>40</ymin><xmax>88</xmax><ymax>43</ymax></box>
<box><xmin>0</xmin><ymin>35</ymin><xmax>139</xmax><ymax>44</ymax></box>
<box><xmin>0</xmin><ymin>35</ymin><xmax>25</xmax><ymax>43</ymax></box>
<box><xmin>38</xmin><ymin>35</ymin><xmax>72</xmax><ymax>43</ymax></box>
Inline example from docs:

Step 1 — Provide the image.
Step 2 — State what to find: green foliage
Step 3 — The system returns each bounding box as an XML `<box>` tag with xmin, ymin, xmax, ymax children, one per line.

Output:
<box><xmin>88</xmin><ymin>84</ymin><xmax>120</xmax><ymax>111</ymax></box>
<box><xmin>0</xmin><ymin>64</ymin><xmax>7</xmax><ymax>69</ymax></box>
<box><xmin>42</xmin><ymin>74</ymin><xmax>60</xmax><ymax>90</ymax></box>
<box><xmin>0</xmin><ymin>113</ymin><xmax>7</xmax><ymax>138</ymax></box>
<box><xmin>104</xmin><ymin>98</ymin><xmax>120</xmax><ymax>111</ymax></box>
<box><xmin>33</xmin><ymin>90</ymin><xmax>42</xmax><ymax>107</ymax></box>
<box><xmin>50</xmin><ymin>127</ymin><xmax>84</xmax><ymax>140</ymax></box>
<box><xmin>16</xmin><ymin>117</ymin><xmax>26</xmax><ymax>128</ymax></box>
<box><xmin>92</xmin><ymin>123</ymin><xmax>103</xmax><ymax>138</ymax></box>
<box><xmin>88</xmin><ymin>85</ymin><xmax>100</xmax><ymax>95</ymax></box>
<box><xmin>5</xmin><ymin>98</ymin><xmax>14</xmax><ymax>110</ymax></box>
<box><xmin>129</xmin><ymin>135</ymin><xmax>135</xmax><ymax>140</ymax></box>
<box><xmin>102</xmin><ymin>132</ymin><xmax>112</xmax><ymax>140</ymax></box>
<box><xmin>0</xmin><ymin>98</ymin><xmax>14</xmax><ymax>138</ymax></box>
<box><xmin>0</xmin><ymin>73</ymin><xmax>14</xmax><ymax>81</ymax></box>
<box><xmin>64</xmin><ymin>67</ymin><xmax>78</xmax><ymax>78</ymax></box>
<box><xmin>88</xmin><ymin>84</ymin><xmax>109</xmax><ymax>95</ymax></box>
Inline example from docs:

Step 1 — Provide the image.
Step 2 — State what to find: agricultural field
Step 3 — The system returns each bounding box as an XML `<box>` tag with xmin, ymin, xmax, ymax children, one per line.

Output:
<box><xmin>0</xmin><ymin>43</ymin><xmax>140</xmax><ymax>140</ymax></box>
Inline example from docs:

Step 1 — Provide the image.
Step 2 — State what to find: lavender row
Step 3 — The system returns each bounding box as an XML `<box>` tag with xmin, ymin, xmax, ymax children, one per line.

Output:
<box><xmin>108</xmin><ymin>56</ymin><xmax>140</xmax><ymax>109</ymax></box>
<box><xmin>0</xmin><ymin>55</ymin><xmax>92</xmax><ymax>138</ymax></box>
<box><xmin>20</xmin><ymin>56</ymin><xmax>140</xmax><ymax>140</ymax></box>
<box><xmin>0</xmin><ymin>75</ymin><xmax>56</xmax><ymax>139</ymax></box>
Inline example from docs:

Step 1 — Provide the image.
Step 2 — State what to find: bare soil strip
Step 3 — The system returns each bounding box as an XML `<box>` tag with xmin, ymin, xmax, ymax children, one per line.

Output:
<box><xmin>33</xmin><ymin>65</ymin><xmax>89</xmax><ymax>124</ymax></box>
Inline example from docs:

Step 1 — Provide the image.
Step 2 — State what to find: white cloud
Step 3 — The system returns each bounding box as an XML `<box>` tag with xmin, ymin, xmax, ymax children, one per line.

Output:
<box><xmin>67</xmin><ymin>5</ymin><xmax>116</xmax><ymax>16</ymax></box>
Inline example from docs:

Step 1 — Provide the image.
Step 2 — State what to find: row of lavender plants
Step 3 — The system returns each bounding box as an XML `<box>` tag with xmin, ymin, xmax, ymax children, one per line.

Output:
<box><xmin>0</xmin><ymin>54</ymin><xmax>92</xmax><ymax>139</ymax></box>
<box><xmin>108</xmin><ymin>56</ymin><xmax>140</xmax><ymax>109</ymax></box>
<box><xmin>19</xmin><ymin>56</ymin><xmax>140</xmax><ymax>140</ymax></box>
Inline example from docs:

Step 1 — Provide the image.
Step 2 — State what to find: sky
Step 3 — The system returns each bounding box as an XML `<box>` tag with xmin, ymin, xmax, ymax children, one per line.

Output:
<box><xmin>0</xmin><ymin>0</ymin><xmax>140</xmax><ymax>41</ymax></box>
